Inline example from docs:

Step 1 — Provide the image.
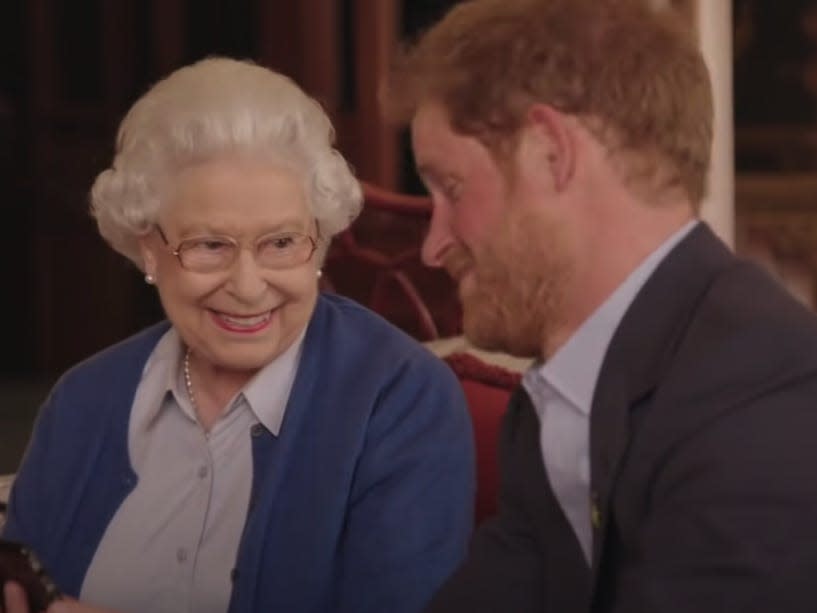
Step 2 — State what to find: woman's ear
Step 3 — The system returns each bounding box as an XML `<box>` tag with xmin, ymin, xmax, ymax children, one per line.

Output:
<box><xmin>138</xmin><ymin>235</ymin><xmax>158</xmax><ymax>278</ymax></box>
<box><xmin>523</xmin><ymin>103</ymin><xmax>576</xmax><ymax>192</ymax></box>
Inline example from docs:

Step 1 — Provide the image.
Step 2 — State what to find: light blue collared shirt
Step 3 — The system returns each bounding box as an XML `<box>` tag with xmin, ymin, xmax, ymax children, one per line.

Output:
<box><xmin>81</xmin><ymin>326</ymin><xmax>304</xmax><ymax>613</ymax></box>
<box><xmin>522</xmin><ymin>220</ymin><xmax>697</xmax><ymax>562</ymax></box>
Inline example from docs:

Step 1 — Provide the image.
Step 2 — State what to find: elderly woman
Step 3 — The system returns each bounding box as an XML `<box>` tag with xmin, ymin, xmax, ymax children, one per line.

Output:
<box><xmin>2</xmin><ymin>58</ymin><xmax>474</xmax><ymax>613</ymax></box>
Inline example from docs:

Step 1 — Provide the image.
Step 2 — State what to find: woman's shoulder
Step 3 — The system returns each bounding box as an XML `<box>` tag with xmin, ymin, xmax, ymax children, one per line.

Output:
<box><xmin>54</xmin><ymin>321</ymin><xmax>170</xmax><ymax>396</ymax></box>
<box><xmin>25</xmin><ymin>322</ymin><xmax>170</xmax><ymax>436</ymax></box>
<box><xmin>307</xmin><ymin>294</ymin><xmax>461</xmax><ymax>396</ymax></box>
<box><xmin>305</xmin><ymin>294</ymin><xmax>467</xmax><ymax>425</ymax></box>
<box><xmin>314</xmin><ymin>293</ymin><xmax>444</xmax><ymax>366</ymax></box>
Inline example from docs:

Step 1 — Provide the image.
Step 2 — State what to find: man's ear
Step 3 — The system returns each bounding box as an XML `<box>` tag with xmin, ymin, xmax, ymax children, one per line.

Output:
<box><xmin>521</xmin><ymin>103</ymin><xmax>576</xmax><ymax>192</ymax></box>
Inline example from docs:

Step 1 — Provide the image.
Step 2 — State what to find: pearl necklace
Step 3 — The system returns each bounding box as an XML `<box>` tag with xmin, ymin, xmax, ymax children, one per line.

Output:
<box><xmin>183</xmin><ymin>348</ymin><xmax>198</xmax><ymax>410</ymax></box>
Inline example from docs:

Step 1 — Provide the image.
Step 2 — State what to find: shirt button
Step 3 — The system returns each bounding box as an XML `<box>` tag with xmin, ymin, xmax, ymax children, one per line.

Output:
<box><xmin>177</xmin><ymin>548</ymin><xmax>188</xmax><ymax>563</ymax></box>
<box><xmin>251</xmin><ymin>424</ymin><xmax>265</xmax><ymax>437</ymax></box>
<box><xmin>198</xmin><ymin>465</ymin><xmax>209</xmax><ymax>479</ymax></box>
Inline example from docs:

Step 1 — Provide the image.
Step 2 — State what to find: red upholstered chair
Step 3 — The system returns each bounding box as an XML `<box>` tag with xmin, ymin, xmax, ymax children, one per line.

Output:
<box><xmin>443</xmin><ymin>352</ymin><xmax>521</xmax><ymax>523</ymax></box>
<box><xmin>322</xmin><ymin>183</ymin><xmax>461</xmax><ymax>341</ymax></box>
<box><xmin>324</xmin><ymin>182</ymin><xmax>521</xmax><ymax>524</ymax></box>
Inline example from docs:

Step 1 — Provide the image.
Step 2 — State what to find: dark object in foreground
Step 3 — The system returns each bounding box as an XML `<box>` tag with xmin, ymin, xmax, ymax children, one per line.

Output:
<box><xmin>0</xmin><ymin>540</ymin><xmax>61</xmax><ymax>613</ymax></box>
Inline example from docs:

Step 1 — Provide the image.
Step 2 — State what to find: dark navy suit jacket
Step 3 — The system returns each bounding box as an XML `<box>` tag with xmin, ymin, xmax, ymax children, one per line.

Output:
<box><xmin>428</xmin><ymin>224</ymin><xmax>817</xmax><ymax>613</ymax></box>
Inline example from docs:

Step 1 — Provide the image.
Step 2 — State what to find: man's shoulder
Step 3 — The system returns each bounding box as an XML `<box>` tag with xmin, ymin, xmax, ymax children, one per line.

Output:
<box><xmin>609</xmin><ymin>228</ymin><xmax>817</xmax><ymax>441</ymax></box>
<box><xmin>634</xmin><ymin>224</ymin><xmax>817</xmax><ymax>366</ymax></box>
<box><xmin>695</xmin><ymin>256</ymin><xmax>817</xmax><ymax>355</ymax></box>
<box><xmin>643</xmin><ymin>255</ymin><xmax>817</xmax><ymax>436</ymax></box>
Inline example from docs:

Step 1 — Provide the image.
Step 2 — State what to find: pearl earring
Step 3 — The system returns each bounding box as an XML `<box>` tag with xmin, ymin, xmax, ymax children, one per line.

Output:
<box><xmin>316</xmin><ymin>270</ymin><xmax>323</xmax><ymax>278</ymax></box>
<box><xmin>145</xmin><ymin>273</ymin><xmax>155</xmax><ymax>285</ymax></box>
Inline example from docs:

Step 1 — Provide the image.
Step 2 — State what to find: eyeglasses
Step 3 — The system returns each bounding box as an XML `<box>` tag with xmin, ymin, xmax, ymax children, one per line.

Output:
<box><xmin>155</xmin><ymin>225</ymin><xmax>318</xmax><ymax>273</ymax></box>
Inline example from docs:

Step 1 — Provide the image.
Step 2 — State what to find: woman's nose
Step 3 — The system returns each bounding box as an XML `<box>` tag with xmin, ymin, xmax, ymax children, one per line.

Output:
<box><xmin>226</xmin><ymin>248</ymin><xmax>269</xmax><ymax>302</ymax></box>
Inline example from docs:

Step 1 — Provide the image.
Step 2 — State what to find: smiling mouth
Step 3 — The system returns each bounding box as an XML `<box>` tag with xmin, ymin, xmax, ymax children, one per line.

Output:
<box><xmin>210</xmin><ymin>309</ymin><xmax>273</xmax><ymax>333</ymax></box>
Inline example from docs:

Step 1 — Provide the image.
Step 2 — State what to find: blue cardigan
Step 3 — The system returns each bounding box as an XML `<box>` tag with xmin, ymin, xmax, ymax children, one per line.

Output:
<box><xmin>4</xmin><ymin>294</ymin><xmax>475</xmax><ymax>613</ymax></box>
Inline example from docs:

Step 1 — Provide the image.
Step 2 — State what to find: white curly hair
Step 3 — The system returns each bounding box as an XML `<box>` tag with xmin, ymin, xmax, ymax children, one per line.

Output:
<box><xmin>90</xmin><ymin>56</ymin><xmax>362</xmax><ymax>268</ymax></box>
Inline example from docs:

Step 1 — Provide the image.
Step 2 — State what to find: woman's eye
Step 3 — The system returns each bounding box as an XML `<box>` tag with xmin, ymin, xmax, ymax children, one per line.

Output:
<box><xmin>264</xmin><ymin>235</ymin><xmax>296</xmax><ymax>251</ymax></box>
<box><xmin>184</xmin><ymin>238</ymin><xmax>232</xmax><ymax>254</ymax></box>
<box><xmin>200</xmin><ymin>239</ymin><xmax>231</xmax><ymax>251</ymax></box>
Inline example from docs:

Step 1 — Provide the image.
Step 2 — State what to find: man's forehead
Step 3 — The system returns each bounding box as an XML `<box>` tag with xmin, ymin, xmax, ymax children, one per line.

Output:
<box><xmin>410</xmin><ymin>105</ymin><xmax>455</xmax><ymax>173</ymax></box>
<box><xmin>411</xmin><ymin>99</ymin><xmax>454</xmax><ymax>134</ymax></box>
<box><xmin>415</xmin><ymin>162</ymin><xmax>444</xmax><ymax>186</ymax></box>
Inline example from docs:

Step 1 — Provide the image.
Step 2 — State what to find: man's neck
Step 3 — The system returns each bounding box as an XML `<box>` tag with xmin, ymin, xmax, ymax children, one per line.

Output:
<box><xmin>543</xmin><ymin>201</ymin><xmax>695</xmax><ymax>358</ymax></box>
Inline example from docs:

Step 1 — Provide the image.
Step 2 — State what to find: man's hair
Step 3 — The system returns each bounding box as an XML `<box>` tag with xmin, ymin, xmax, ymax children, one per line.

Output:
<box><xmin>384</xmin><ymin>0</ymin><xmax>714</xmax><ymax>206</ymax></box>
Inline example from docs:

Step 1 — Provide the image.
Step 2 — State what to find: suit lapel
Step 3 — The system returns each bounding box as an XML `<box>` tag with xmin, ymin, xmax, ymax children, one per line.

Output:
<box><xmin>588</xmin><ymin>224</ymin><xmax>735</xmax><ymax>575</ymax></box>
<box><xmin>511</xmin><ymin>385</ymin><xmax>595</xmax><ymax>611</ymax></box>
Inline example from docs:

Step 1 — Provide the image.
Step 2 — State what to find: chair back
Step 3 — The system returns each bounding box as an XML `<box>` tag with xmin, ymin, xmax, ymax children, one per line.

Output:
<box><xmin>323</xmin><ymin>182</ymin><xmax>461</xmax><ymax>340</ymax></box>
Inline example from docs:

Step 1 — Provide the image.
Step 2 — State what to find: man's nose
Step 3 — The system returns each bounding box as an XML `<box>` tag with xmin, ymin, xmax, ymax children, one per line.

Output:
<box><xmin>421</xmin><ymin>207</ymin><xmax>454</xmax><ymax>268</ymax></box>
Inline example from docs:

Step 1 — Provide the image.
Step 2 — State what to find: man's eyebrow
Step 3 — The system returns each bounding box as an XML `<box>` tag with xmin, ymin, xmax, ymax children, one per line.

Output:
<box><xmin>417</xmin><ymin>164</ymin><xmax>456</xmax><ymax>188</ymax></box>
<box><xmin>415</xmin><ymin>163</ymin><xmax>435</xmax><ymax>181</ymax></box>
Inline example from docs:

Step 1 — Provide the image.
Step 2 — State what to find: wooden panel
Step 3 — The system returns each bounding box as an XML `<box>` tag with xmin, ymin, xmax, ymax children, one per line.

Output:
<box><xmin>298</xmin><ymin>0</ymin><xmax>342</xmax><ymax>111</ymax></box>
<box><xmin>735</xmin><ymin>173</ymin><xmax>817</xmax><ymax>308</ymax></box>
<box><xmin>27</xmin><ymin>0</ymin><xmax>56</xmax><ymax>113</ymax></box>
<box><xmin>348</xmin><ymin>0</ymin><xmax>399</xmax><ymax>187</ymax></box>
<box><xmin>256</xmin><ymin>0</ymin><xmax>401</xmax><ymax>187</ymax></box>
<box><xmin>256</xmin><ymin>1</ymin><xmax>304</xmax><ymax>83</ymax></box>
<box><xmin>151</xmin><ymin>0</ymin><xmax>187</xmax><ymax>76</ymax></box>
<box><xmin>25</xmin><ymin>0</ymin><xmax>152</xmax><ymax>372</ymax></box>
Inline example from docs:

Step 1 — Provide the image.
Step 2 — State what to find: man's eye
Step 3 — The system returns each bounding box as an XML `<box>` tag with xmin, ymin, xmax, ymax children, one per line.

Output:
<box><xmin>442</xmin><ymin>181</ymin><xmax>462</xmax><ymax>203</ymax></box>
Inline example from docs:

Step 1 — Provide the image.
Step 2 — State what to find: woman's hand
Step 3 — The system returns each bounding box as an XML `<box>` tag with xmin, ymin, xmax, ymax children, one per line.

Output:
<box><xmin>2</xmin><ymin>582</ymin><xmax>118</xmax><ymax>613</ymax></box>
<box><xmin>46</xmin><ymin>598</ymin><xmax>118</xmax><ymax>613</ymax></box>
<box><xmin>3</xmin><ymin>581</ymin><xmax>31</xmax><ymax>613</ymax></box>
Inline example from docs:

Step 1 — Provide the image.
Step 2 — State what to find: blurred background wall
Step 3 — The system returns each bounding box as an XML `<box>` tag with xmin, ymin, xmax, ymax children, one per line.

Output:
<box><xmin>2</xmin><ymin>0</ymin><xmax>817</xmax><ymax>472</ymax></box>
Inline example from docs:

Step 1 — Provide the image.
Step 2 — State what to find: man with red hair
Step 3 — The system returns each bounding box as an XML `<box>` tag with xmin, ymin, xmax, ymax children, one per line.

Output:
<box><xmin>385</xmin><ymin>0</ymin><xmax>817</xmax><ymax>611</ymax></box>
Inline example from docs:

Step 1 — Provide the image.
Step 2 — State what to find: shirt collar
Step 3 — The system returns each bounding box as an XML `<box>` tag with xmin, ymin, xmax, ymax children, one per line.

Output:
<box><xmin>526</xmin><ymin>219</ymin><xmax>698</xmax><ymax>415</ymax></box>
<box><xmin>139</xmin><ymin>328</ymin><xmax>188</xmax><ymax>427</ymax></box>
<box><xmin>140</xmin><ymin>326</ymin><xmax>306</xmax><ymax>435</ymax></box>
<box><xmin>242</xmin><ymin>328</ymin><xmax>305</xmax><ymax>436</ymax></box>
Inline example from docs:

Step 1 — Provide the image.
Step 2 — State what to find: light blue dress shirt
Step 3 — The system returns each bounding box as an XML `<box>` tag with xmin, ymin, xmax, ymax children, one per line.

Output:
<box><xmin>81</xmin><ymin>326</ymin><xmax>304</xmax><ymax>613</ymax></box>
<box><xmin>522</xmin><ymin>220</ymin><xmax>697</xmax><ymax>562</ymax></box>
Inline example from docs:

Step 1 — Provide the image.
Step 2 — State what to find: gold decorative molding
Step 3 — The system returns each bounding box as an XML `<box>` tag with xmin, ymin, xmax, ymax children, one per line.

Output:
<box><xmin>735</xmin><ymin>173</ymin><xmax>817</xmax><ymax>307</ymax></box>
